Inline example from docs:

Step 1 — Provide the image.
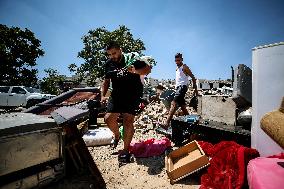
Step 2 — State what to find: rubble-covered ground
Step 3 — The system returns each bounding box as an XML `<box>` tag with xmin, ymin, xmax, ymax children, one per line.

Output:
<box><xmin>46</xmin><ymin>88</ymin><xmax>202</xmax><ymax>189</ymax></box>
<box><xmin>88</xmin><ymin>92</ymin><xmax>201</xmax><ymax>189</ymax></box>
<box><xmin>89</xmin><ymin>126</ymin><xmax>201</xmax><ymax>189</ymax></box>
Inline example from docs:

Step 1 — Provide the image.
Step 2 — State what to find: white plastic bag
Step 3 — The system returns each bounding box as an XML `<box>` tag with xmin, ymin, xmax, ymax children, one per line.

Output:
<box><xmin>83</xmin><ymin>128</ymin><xmax>113</xmax><ymax>146</ymax></box>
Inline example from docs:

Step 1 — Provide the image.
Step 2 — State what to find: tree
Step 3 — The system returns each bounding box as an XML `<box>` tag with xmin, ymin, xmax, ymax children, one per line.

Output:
<box><xmin>69</xmin><ymin>25</ymin><xmax>156</xmax><ymax>86</ymax></box>
<box><xmin>0</xmin><ymin>24</ymin><xmax>44</xmax><ymax>86</ymax></box>
<box><xmin>40</xmin><ymin>68</ymin><xmax>65</xmax><ymax>95</ymax></box>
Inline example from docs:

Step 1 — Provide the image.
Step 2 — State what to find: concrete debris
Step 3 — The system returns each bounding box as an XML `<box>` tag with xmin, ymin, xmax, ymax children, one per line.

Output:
<box><xmin>197</xmin><ymin>95</ymin><xmax>236</xmax><ymax>125</ymax></box>
<box><xmin>135</xmin><ymin>88</ymin><xmax>198</xmax><ymax>131</ymax></box>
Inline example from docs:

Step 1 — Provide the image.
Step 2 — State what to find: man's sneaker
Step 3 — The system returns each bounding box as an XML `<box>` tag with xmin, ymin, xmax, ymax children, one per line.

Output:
<box><xmin>118</xmin><ymin>151</ymin><xmax>134</xmax><ymax>167</ymax></box>
<box><xmin>118</xmin><ymin>152</ymin><xmax>131</xmax><ymax>163</ymax></box>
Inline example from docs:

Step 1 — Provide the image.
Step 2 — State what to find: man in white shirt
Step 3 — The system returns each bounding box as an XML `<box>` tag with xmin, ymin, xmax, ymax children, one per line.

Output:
<box><xmin>163</xmin><ymin>53</ymin><xmax>198</xmax><ymax>128</ymax></box>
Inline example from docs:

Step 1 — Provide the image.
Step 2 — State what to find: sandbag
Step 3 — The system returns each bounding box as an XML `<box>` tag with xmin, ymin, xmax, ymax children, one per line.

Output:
<box><xmin>260</xmin><ymin>97</ymin><xmax>284</xmax><ymax>148</ymax></box>
<box><xmin>83</xmin><ymin>127</ymin><xmax>113</xmax><ymax>146</ymax></box>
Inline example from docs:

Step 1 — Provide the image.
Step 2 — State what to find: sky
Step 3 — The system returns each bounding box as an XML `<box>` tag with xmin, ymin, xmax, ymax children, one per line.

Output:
<box><xmin>0</xmin><ymin>0</ymin><xmax>284</xmax><ymax>80</ymax></box>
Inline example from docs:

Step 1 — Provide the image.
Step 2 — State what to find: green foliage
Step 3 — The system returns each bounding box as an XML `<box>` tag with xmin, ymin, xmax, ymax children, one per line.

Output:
<box><xmin>70</xmin><ymin>25</ymin><xmax>156</xmax><ymax>86</ymax></box>
<box><xmin>0</xmin><ymin>24</ymin><xmax>44</xmax><ymax>86</ymax></box>
<box><xmin>40</xmin><ymin>68</ymin><xmax>65</xmax><ymax>95</ymax></box>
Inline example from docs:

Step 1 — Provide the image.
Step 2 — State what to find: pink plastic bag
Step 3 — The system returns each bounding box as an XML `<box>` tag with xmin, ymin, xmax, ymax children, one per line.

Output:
<box><xmin>129</xmin><ymin>137</ymin><xmax>171</xmax><ymax>158</ymax></box>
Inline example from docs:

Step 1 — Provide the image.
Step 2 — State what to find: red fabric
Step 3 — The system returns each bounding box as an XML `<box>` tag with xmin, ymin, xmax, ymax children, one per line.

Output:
<box><xmin>198</xmin><ymin>141</ymin><xmax>259</xmax><ymax>189</ymax></box>
<box><xmin>129</xmin><ymin>137</ymin><xmax>171</xmax><ymax>158</ymax></box>
<box><xmin>267</xmin><ymin>152</ymin><xmax>284</xmax><ymax>159</ymax></box>
<box><xmin>139</xmin><ymin>102</ymin><xmax>146</xmax><ymax>110</ymax></box>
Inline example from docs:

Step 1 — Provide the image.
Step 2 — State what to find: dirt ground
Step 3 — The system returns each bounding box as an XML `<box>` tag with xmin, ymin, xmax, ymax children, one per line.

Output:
<box><xmin>89</xmin><ymin>128</ymin><xmax>201</xmax><ymax>189</ymax></box>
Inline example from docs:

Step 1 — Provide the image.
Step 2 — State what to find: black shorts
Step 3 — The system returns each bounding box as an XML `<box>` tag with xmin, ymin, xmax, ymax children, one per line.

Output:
<box><xmin>173</xmin><ymin>85</ymin><xmax>188</xmax><ymax>106</ymax></box>
<box><xmin>107</xmin><ymin>97</ymin><xmax>140</xmax><ymax>115</ymax></box>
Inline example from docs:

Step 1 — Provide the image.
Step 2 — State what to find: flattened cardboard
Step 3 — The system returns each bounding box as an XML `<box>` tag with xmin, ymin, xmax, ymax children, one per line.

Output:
<box><xmin>165</xmin><ymin>140</ymin><xmax>209</xmax><ymax>183</ymax></box>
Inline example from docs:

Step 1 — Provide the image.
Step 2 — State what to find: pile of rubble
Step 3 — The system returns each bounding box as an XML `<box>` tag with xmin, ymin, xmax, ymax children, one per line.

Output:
<box><xmin>134</xmin><ymin>88</ymin><xmax>197</xmax><ymax>132</ymax></box>
<box><xmin>134</xmin><ymin>100</ymin><xmax>167</xmax><ymax>129</ymax></box>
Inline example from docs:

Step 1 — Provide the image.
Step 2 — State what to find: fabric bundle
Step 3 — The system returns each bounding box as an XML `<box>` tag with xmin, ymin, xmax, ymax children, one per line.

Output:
<box><xmin>198</xmin><ymin>141</ymin><xmax>259</xmax><ymax>189</ymax></box>
<box><xmin>129</xmin><ymin>137</ymin><xmax>171</xmax><ymax>158</ymax></box>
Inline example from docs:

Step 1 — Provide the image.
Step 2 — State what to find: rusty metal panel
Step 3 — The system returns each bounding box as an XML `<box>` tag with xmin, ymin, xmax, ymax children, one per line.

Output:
<box><xmin>0</xmin><ymin>113</ymin><xmax>58</xmax><ymax>137</ymax></box>
<box><xmin>0</xmin><ymin>112</ymin><xmax>63</xmax><ymax>181</ymax></box>
<box><xmin>0</xmin><ymin>128</ymin><xmax>62</xmax><ymax>177</ymax></box>
<box><xmin>0</xmin><ymin>166</ymin><xmax>63</xmax><ymax>189</ymax></box>
<box><xmin>2</xmin><ymin>173</ymin><xmax>39</xmax><ymax>189</ymax></box>
<box><xmin>51</xmin><ymin>106</ymin><xmax>89</xmax><ymax>125</ymax></box>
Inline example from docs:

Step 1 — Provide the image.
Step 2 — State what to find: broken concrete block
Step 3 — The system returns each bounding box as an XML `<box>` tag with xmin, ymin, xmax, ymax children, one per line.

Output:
<box><xmin>197</xmin><ymin>95</ymin><xmax>236</xmax><ymax>125</ymax></box>
<box><xmin>232</xmin><ymin>64</ymin><xmax>252</xmax><ymax>107</ymax></box>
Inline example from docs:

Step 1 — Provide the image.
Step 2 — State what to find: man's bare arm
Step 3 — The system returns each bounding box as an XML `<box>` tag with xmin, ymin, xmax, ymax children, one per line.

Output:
<box><xmin>101</xmin><ymin>79</ymin><xmax>110</xmax><ymax>102</ymax></box>
<box><xmin>183</xmin><ymin>65</ymin><xmax>198</xmax><ymax>95</ymax></box>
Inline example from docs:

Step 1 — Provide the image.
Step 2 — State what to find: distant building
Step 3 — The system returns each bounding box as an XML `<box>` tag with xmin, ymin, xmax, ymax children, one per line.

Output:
<box><xmin>63</xmin><ymin>75</ymin><xmax>85</xmax><ymax>87</ymax></box>
<box><xmin>63</xmin><ymin>75</ymin><xmax>103</xmax><ymax>88</ymax></box>
<box><xmin>218</xmin><ymin>86</ymin><xmax>233</xmax><ymax>96</ymax></box>
<box><xmin>196</xmin><ymin>79</ymin><xmax>232</xmax><ymax>91</ymax></box>
<box><xmin>160</xmin><ymin>79</ymin><xmax>175</xmax><ymax>89</ymax></box>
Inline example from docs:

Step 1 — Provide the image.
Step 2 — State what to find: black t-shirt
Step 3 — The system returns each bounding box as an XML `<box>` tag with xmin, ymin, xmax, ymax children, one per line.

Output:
<box><xmin>104</xmin><ymin>56</ymin><xmax>143</xmax><ymax>101</ymax></box>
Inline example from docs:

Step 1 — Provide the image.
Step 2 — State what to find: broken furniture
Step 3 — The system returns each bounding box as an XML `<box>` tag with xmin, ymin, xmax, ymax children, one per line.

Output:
<box><xmin>25</xmin><ymin>87</ymin><xmax>101</xmax><ymax>117</ymax></box>
<box><xmin>0</xmin><ymin>113</ymin><xmax>64</xmax><ymax>188</ymax></box>
<box><xmin>165</xmin><ymin>140</ymin><xmax>209</xmax><ymax>184</ymax></box>
<box><xmin>50</xmin><ymin>106</ymin><xmax>106</xmax><ymax>189</ymax></box>
<box><xmin>23</xmin><ymin>87</ymin><xmax>106</xmax><ymax>189</ymax></box>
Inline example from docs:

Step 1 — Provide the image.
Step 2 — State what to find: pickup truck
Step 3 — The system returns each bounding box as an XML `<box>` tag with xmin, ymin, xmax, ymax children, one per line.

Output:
<box><xmin>0</xmin><ymin>86</ymin><xmax>56</xmax><ymax>108</ymax></box>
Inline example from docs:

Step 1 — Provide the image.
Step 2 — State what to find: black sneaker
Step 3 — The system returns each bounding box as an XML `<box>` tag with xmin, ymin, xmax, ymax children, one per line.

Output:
<box><xmin>118</xmin><ymin>152</ymin><xmax>131</xmax><ymax>163</ymax></box>
<box><xmin>118</xmin><ymin>151</ymin><xmax>134</xmax><ymax>167</ymax></box>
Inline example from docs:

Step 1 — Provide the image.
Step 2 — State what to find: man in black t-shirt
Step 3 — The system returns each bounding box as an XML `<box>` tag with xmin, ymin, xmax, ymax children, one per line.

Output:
<box><xmin>101</xmin><ymin>41</ymin><xmax>151</xmax><ymax>161</ymax></box>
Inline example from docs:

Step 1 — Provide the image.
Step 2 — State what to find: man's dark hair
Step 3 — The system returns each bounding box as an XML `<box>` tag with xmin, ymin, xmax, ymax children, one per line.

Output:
<box><xmin>175</xmin><ymin>53</ymin><xmax>183</xmax><ymax>58</ymax></box>
<box><xmin>106</xmin><ymin>41</ymin><xmax>120</xmax><ymax>51</ymax></box>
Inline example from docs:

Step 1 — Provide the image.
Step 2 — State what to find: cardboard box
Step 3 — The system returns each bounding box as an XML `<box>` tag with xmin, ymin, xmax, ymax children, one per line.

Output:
<box><xmin>165</xmin><ymin>140</ymin><xmax>210</xmax><ymax>184</ymax></box>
